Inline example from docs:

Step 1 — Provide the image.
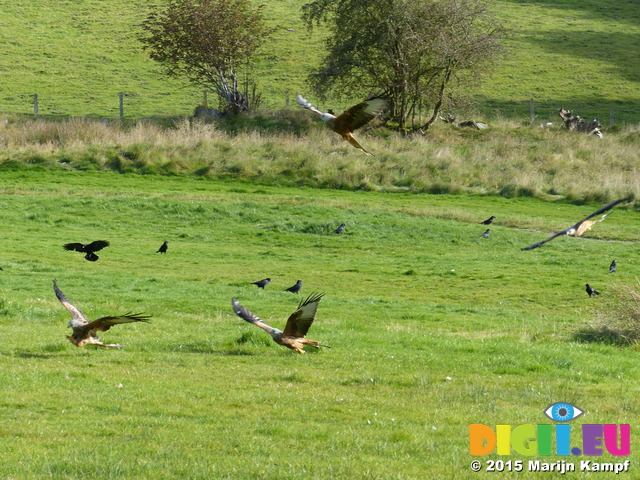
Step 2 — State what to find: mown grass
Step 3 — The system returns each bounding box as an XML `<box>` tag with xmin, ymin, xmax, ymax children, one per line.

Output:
<box><xmin>0</xmin><ymin>0</ymin><xmax>638</xmax><ymax>122</ymax></box>
<box><xmin>1</xmin><ymin>117</ymin><xmax>638</xmax><ymax>203</ymax></box>
<box><xmin>0</xmin><ymin>169</ymin><xmax>638</xmax><ymax>478</ymax></box>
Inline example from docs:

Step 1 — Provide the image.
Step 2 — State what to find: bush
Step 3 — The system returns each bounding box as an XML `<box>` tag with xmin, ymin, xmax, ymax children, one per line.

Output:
<box><xmin>574</xmin><ymin>279</ymin><xmax>640</xmax><ymax>346</ymax></box>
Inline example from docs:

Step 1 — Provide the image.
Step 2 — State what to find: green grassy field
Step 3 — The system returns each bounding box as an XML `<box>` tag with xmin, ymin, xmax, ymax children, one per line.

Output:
<box><xmin>0</xmin><ymin>167</ymin><xmax>638</xmax><ymax>478</ymax></box>
<box><xmin>0</xmin><ymin>0</ymin><xmax>638</xmax><ymax>123</ymax></box>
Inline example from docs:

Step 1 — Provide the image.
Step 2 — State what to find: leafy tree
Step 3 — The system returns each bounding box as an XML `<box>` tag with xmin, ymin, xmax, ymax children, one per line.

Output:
<box><xmin>140</xmin><ymin>0</ymin><xmax>270</xmax><ymax>113</ymax></box>
<box><xmin>302</xmin><ymin>0</ymin><xmax>505</xmax><ymax>130</ymax></box>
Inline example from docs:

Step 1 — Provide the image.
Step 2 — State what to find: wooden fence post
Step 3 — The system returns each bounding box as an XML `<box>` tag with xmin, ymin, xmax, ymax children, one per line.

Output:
<box><xmin>119</xmin><ymin>92</ymin><xmax>124</xmax><ymax>119</ymax></box>
<box><xmin>529</xmin><ymin>98</ymin><xmax>534</xmax><ymax>123</ymax></box>
<box><xmin>33</xmin><ymin>94</ymin><xmax>39</xmax><ymax>118</ymax></box>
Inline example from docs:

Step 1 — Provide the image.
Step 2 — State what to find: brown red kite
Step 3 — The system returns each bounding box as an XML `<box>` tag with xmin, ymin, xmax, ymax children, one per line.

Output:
<box><xmin>232</xmin><ymin>293</ymin><xmax>328</xmax><ymax>354</ymax></box>
<box><xmin>522</xmin><ymin>197</ymin><xmax>631</xmax><ymax>251</ymax></box>
<box><xmin>296</xmin><ymin>94</ymin><xmax>386</xmax><ymax>155</ymax></box>
<box><xmin>53</xmin><ymin>280</ymin><xmax>150</xmax><ymax>348</ymax></box>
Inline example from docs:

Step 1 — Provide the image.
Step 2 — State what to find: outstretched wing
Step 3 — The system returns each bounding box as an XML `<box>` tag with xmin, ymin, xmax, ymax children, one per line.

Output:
<box><xmin>283</xmin><ymin>293</ymin><xmax>324</xmax><ymax>337</ymax></box>
<box><xmin>521</xmin><ymin>197</ymin><xmax>631</xmax><ymax>251</ymax></box>
<box><xmin>53</xmin><ymin>280</ymin><xmax>90</xmax><ymax>326</ymax></box>
<box><xmin>333</xmin><ymin>97</ymin><xmax>387</xmax><ymax>134</ymax></box>
<box><xmin>86</xmin><ymin>312</ymin><xmax>151</xmax><ymax>332</ymax></box>
<box><xmin>63</xmin><ymin>243</ymin><xmax>85</xmax><ymax>252</ymax></box>
<box><xmin>296</xmin><ymin>94</ymin><xmax>324</xmax><ymax>116</ymax></box>
<box><xmin>86</xmin><ymin>240</ymin><xmax>110</xmax><ymax>252</ymax></box>
<box><xmin>231</xmin><ymin>298</ymin><xmax>275</xmax><ymax>334</ymax></box>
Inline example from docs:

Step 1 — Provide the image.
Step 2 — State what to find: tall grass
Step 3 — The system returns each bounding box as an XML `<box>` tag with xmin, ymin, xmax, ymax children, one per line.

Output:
<box><xmin>575</xmin><ymin>279</ymin><xmax>640</xmax><ymax>345</ymax></box>
<box><xmin>1</xmin><ymin>116</ymin><xmax>638</xmax><ymax>202</ymax></box>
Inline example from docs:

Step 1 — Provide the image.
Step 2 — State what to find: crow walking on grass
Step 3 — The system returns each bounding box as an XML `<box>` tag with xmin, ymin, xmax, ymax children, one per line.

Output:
<box><xmin>252</xmin><ymin>278</ymin><xmax>271</xmax><ymax>289</ymax></box>
<box><xmin>284</xmin><ymin>280</ymin><xmax>303</xmax><ymax>294</ymax></box>
<box><xmin>609</xmin><ymin>260</ymin><xmax>617</xmax><ymax>274</ymax></box>
<box><xmin>333</xmin><ymin>223</ymin><xmax>346</xmax><ymax>234</ymax></box>
<box><xmin>481</xmin><ymin>216</ymin><xmax>495</xmax><ymax>225</ymax></box>
<box><xmin>481</xmin><ymin>229</ymin><xmax>490</xmax><ymax>238</ymax></box>
<box><xmin>585</xmin><ymin>283</ymin><xmax>600</xmax><ymax>297</ymax></box>
<box><xmin>156</xmin><ymin>241</ymin><xmax>169</xmax><ymax>254</ymax></box>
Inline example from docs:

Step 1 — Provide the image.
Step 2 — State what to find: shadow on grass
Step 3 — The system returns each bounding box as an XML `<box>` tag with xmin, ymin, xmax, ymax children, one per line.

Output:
<box><xmin>573</xmin><ymin>327</ymin><xmax>637</xmax><ymax>346</ymax></box>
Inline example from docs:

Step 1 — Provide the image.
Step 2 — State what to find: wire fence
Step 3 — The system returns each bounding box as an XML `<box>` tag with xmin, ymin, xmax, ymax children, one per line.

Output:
<box><xmin>1</xmin><ymin>92</ymin><xmax>638</xmax><ymax>126</ymax></box>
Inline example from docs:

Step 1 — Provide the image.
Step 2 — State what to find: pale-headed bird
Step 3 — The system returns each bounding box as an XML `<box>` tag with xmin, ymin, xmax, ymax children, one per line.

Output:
<box><xmin>585</xmin><ymin>283</ymin><xmax>600</xmax><ymax>297</ymax></box>
<box><xmin>481</xmin><ymin>229</ymin><xmax>490</xmax><ymax>238</ymax></box>
<box><xmin>252</xmin><ymin>278</ymin><xmax>271</xmax><ymax>289</ymax></box>
<box><xmin>609</xmin><ymin>260</ymin><xmax>617</xmax><ymax>274</ymax></box>
<box><xmin>53</xmin><ymin>280</ymin><xmax>150</xmax><ymax>348</ymax></box>
<box><xmin>296</xmin><ymin>94</ymin><xmax>387</xmax><ymax>155</ymax></box>
<box><xmin>231</xmin><ymin>293</ymin><xmax>327</xmax><ymax>353</ymax></box>
<box><xmin>568</xmin><ymin>213</ymin><xmax>610</xmax><ymax>237</ymax></box>
<box><xmin>522</xmin><ymin>197</ymin><xmax>631</xmax><ymax>251</ymax></box>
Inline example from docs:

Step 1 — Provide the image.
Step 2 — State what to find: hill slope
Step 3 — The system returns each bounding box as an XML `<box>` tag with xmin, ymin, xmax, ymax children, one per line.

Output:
<box><xmin>0</xmin><ymin>0</ymin><xmax>638</xmax><ymax>122</ymax></box>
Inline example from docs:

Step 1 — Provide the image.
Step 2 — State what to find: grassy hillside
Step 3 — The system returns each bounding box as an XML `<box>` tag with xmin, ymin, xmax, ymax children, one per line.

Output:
<box><xmin>0</xmin><ymin>169</ymin><xmax>638</xmax><ymax>478</ymax></box>
<box><xmin>0</xmin><ymin>0</ymin><xmax>638</xmax><ymax>122</ymax></box>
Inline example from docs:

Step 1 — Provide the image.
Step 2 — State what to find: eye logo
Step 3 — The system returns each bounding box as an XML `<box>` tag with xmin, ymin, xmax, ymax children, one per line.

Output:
<box><xmin>544</xmin><ymin>402</ymin><xmax>584</xmax><ymax>422</ymax></box>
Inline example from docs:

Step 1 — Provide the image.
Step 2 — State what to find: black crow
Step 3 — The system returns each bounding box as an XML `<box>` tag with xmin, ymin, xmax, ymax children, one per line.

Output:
<box><xmin>157</xmin><ymin>241</ymin><xmax>169</xmax><ymax>254</ymax></box>
<box><xmin>585</xmin><ymin>283</ymin><xmax>600</xmax><ymax>297</ymax></box>
<box><xmin>609</xmin><ymin>260</ymin><xmax>617</xmax><ymax>274</ymax></box>
<box><xmin>252</xmin><ymin>278</ymin><xmax>271</xmax><ymax>289</ymax></box>
<box><xmin>284</xmin><ymin>280</ymin><xmax>303</xmax><ymax>294</ymax></box>
<box><xmin>481</xmin><ymin>216</ymin><xmax>495</xmax><ymax>225</ymax></box>
<box><xmin>63</xmin><ymin>240</ymin><xmax>110</xmax><ymax>262</ymax></box>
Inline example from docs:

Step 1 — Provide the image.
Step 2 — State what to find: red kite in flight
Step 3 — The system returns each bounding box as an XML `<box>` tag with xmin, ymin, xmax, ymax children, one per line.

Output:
<box><xmin>53</xmin><ymin>280</ymin><xmax>150</xmax><ymax>348</ymax></box>
<box><xmin>296</xmin><ymin>94</ymin><xmax>386</xmax><ymax>155</ymax></box>
<box><xmin>522</xmin><ymin>197</ymin><xmax>631</xmax><ymax>251</ymax></box>
<box><xmin>232</xmin><ymin>293</ymin><xmax>328</xmax><ymax>354</ymax></box>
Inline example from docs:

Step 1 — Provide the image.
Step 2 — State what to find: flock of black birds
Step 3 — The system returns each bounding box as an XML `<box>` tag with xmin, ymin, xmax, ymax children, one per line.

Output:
<box><xmin>5</xmin><ymin>197</ymin><xmax>631</xmax><ymax>350</ymax></box>
<box><xmin>46</xmin><ymin>223</ymin><xmax>350</xmax><ymax>351</ymax></box>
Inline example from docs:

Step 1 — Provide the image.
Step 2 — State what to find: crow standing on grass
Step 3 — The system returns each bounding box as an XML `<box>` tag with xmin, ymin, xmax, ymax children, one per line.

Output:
<box><xmin>609</xmin><ymin>260</ymin><xmax>617</xmax><ymax>274</ymax></box>
<box><xmin>481</xmin><ymin>229</ymin><xmax>490</xmax><ymax>238</ymax></box>
<box><xmin>284</xmin><ymin>280</ymin><xmax>303</xmax><ymax>294</ymax></box>
<box><xmin>585</xmin><ymin>283</ymin><xmax>600</xmax><ymax>297</ymax></box>
<box><xmin>252</xmin><ymin>278</ymin><xmax>271</xmax><ymax>289</ymax></box>
<box><xmin>63</xmin><ymin>240</ymin><xmax>110</xmax><ymax>262</ymax></box>
<box><xmin>333</xmin><ymin>223</ymin><xmax>346</xmax><ymax>234</ymax></box>
<box><xmin>156</xmin><ymin>241</ymin><xmax>169</xmax><ymax>254</ymax></box>
<box><xmin>481</xmin><ymin>216</ymin><xmax>495</xmax><ymax>225</ymax></box>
